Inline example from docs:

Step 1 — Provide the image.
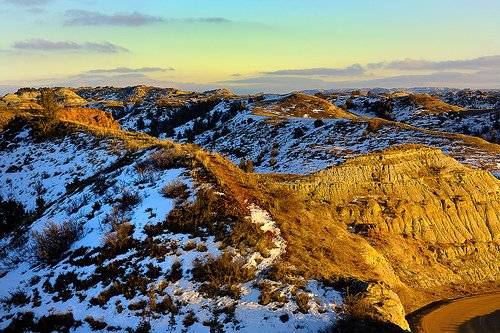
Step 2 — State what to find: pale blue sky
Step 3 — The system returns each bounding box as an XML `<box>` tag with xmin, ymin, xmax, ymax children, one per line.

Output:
<box><xmin>1</xmin><ymin>0</ymin><xmax>499</xmax><ymax>93</ymax></box>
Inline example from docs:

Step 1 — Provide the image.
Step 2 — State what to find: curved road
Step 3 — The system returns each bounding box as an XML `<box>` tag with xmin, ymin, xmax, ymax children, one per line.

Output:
<box><xmin>409</xmin><ymin>291</ymin><xmax>500</xmax><ymax>333</ymax></box>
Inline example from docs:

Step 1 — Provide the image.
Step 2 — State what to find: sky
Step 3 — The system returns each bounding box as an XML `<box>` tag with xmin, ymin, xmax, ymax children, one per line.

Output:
<box><xmin>0</xmin><ymin>0</ymin><xmax>499</xmax><ymax>94</ymax></box>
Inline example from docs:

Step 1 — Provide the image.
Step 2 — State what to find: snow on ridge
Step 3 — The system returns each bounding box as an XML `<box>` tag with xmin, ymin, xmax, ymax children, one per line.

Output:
<box><xmin>246</xmin><ymin>205</ymin><xmax>286</xmax><ymax>273</ymax></box>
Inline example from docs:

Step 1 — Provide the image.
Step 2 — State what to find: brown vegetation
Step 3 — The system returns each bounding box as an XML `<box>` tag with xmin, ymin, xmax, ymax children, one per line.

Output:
<box><xmin>32</xmin><ymin>220</ymin><xmax>82</xmax><ymax>263</ymax></box>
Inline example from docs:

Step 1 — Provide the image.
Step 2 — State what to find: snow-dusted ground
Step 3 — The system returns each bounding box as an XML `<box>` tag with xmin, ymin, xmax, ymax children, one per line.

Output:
<box><xmin>188</xmin><ymin>108</ymin><xmax>499</xmax><ymax>177</ymax></box>
<box><xmin>0</xmin><ymin>128</ymin><xmax>342</xmax><ymax>332</ymax></box>
<box><xmin>76</xmin><ymin>91</ymin><xmax>499</xmax><ymax>177</ymax></box>
<box><xmin>327</xmin><ymin>93</ymin><xmax>499</xmax><ymax>147</ymax></box>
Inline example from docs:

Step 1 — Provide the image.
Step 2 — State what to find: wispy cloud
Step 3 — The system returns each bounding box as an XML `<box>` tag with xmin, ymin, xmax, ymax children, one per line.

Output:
<box><xmin>86</xmin><ymin>67</ymin><xmax>175</xmax><ymax>74</ymax></box>
<box><xmin>220</xmin><ymin>70</ymin><xmax>500</xmax><ymax>93</ymax></box>
<box><xmin>263</xmin><ymin>64</ymin><xmax>365</xmax><ymax>76</ymax></box>
<box><xmin>2</xmin><ymin>0</ymin><xmax>50</xmax><ymax>6</ymax></box>
<box><xmin>64</xmin><ymin>10</ymin><xmax>163</xmax><ymax>26</ymax></box>
<box><xmin>12</xmin><ymin>39</ymin><xmax>128</xmax><ymax>53</ymax></box>
<box><xmin>368</xmin><ymin>55</ymin><xmax>500</xmax><ymax>71</ymax></box>
<box><xmin>183</xmin><ymin>17</ymin><xmax>231</xmax><ymax>24</ymax></box>
<box><xmin>63</xmin><ymin>10</ymin><xmax>231</xmax><ymax>26</ymax></box>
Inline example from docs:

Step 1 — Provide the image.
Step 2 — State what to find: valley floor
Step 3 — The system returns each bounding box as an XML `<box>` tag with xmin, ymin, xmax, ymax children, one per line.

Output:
<box><xmin>409</xmin><ymin>290</ymin><xmax>500</xmax><ymax>333</ymax></box>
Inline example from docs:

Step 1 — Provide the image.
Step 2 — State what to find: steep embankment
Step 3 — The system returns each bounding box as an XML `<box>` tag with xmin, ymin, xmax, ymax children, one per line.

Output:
<box><xmin>283</xmin><ymin>145</ymin><xmax>499</xmax><ymax>304</ymax></box>
<box><xmin>0</xmin><ymin>116</ymin><xmax>345</xmax><ymax>333</ymax></box>
<box><xmin>194</xmin><ymin>144</ymin><xmax>500</xmax><ymax>331</ymax></box>
<box><xmin>56</xmin><ymin>108</ymin><xmax>120</xmax><ymax>130</ymax></box>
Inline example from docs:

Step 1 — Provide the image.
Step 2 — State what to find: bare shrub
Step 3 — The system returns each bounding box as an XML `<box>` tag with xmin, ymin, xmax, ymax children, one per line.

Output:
<box><xmin>296</xmin><ymin>292</ymin><xmax>311</xmax><ymax>314</ymax></box>
<box><xmin>342</xmin><ymin>291</ymin><xmax>371</xmax><ymax>319</ymax></box>
<box><xmin>183</xmin><ymin>310</ymin><xmax>198</xmax><ymax>327</ymax></box>
<box><xmin>155</xmin><ymin>294</ymin><xmax>179</xmax><ymax>315</ymax></box>
<box><xmin>366</xmin><ymin>119</ymin><xmax>384</xmax><ymax>133</ymax></box>
<box><xmin>161</xmin><ymin>180</ymin><xmax>188</xmax><ymax>199</ymax></box>
<box><xmin>183</xmin><ymin>240</ymin><xmax>197</xmax><ymax>251</ymax></box>
<box><xmin>0</xmin><ymin>196</ymin><xmax>27</xmax><ymax>237</ymax></box>
<box><xmin>118</xmin><ymin>188</ymin><xmax>141</xmax><ymax>211</ymax></box>
<box><xmin>32</xmin><ymin>220</ymin><xmax>81</xmax><ymax>263</ymax></box>
<box><xmin>1</xmin><ymin>288</ymin><xmax>30</xmax><ymax>308</ymax></box>
<box><xmin>84</xmin><ymin>316</ymin><xmax>107</xmax><ymax>330</ymax></box>
<box><xmin>102</xmin><ymin>206</ymin><xmax>126</xmax><ymax>227</ymax></box>
<box><xmin>192</xmin><ymin>252</ymin><xmax>255</xmax><ymax>298</ymax></box>
<box><xmin>147</xmin><ymin>148</ymin><xmax>186</xmax><ymax>170</ymax></box>
<box><xmin>258</xmin><ymin>281</ymin><xmax>286</xmax><ymax>306</ymax></box>
<box><xmin>102</xmin><ymin>222</ymin><xmax>134</xmax><ymax>257</ymax></box>
<box><xmin>163</xmin><ymin>187</ymin><xmax>233</xmax><ymax>237</ymax></box>
<box><xmin>166</xmin><ymin>261</ymin><xmax>183</xmax><ymax>282</ymax></box>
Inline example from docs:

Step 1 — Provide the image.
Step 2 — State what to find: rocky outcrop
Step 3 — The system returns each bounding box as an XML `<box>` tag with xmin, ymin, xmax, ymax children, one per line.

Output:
<box><xmin>283</xmin><ymin>145</ymin><xmax>499</xmax><ymax>323</ymax></box>
<box><xmin>362</xmin><ymin>282</ymin><xmax>410</xmax><ymax>331</ymax></box>
<box><xmin>299</xmin><ymin>145</ymin><xmax>499</xmax><ymax>245</ymax></box>
<box><xmin>56</xmin><ymin>108</ymin><xmax>120</xmax><ymax>130</ymax></box>
<box><xmin>54</xmin><ymin>88</ymin><xmax>87</xmax><ymax>107</ymax></box>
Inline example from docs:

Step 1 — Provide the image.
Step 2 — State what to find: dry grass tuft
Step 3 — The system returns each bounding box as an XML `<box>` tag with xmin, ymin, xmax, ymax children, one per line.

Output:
<box><xmin>192</xmin><ymin>252</ymin><xmax>255</xmax><ymax>298</ymax></box>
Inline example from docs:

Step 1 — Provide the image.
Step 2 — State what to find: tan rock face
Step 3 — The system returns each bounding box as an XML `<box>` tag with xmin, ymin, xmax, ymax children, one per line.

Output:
<box><xmin>304</xmin><ymin>146</ymin><xmax>499</xmax><ymax>245</ymax></box>
<box><xmin>54</xmin><ymin>88</ymin><xmax>87</xmax><ymax>107</ymax></box>
<box><xmin>283</xmin><ymin>145</ymin><xmax>499</xmax><ymax>326</ymax></box>
<box><xmin>56</xmin><ymin>108</ymin><xmax>120</xmax><ymax>130</ymax></box>
<box><xmin>363</xmin><ymin>282</ymin><xmax>411</xmax><ymax>331</ymax></box>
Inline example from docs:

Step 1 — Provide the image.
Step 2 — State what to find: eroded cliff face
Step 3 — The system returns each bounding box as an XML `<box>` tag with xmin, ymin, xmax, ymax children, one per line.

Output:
<box><xmin>56</xmin><ymin>108</ymin><xmax>121</xmax><ymax>130</ymax></box>
<box><xmin>282</xmin><ymin>145</ymin><xmax>499</xmax><ymax>329</ymax></box>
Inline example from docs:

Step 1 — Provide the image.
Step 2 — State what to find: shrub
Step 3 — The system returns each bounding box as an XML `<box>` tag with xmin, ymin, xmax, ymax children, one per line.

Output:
<box><xmin>239</xmin><ymin>158</ymin><xmax>254</xmax><ymax>173</ymax></box>
<box><xmin>161</xmin><ymin>180</ymin><xmax>188</xmax><ymax>199</ymax></box>
<box><xmin>147</xmin><ymin>148</ymin><xmax>185</xmax><ymax>170</ymax></box>
<box><xmin>296</xmin><ymin>292</ymin><xmax>311</xmax><ymax>314</ymax></box>
<box><xmin>366</xmin><ymin>119</ymin><xmax>384</xmax><ymax>133</ymax></box>
<box><xmin>192</xmin><ymin>252</ymin><xmax>255</xmax><ymax>298</ymax></box>
<box><xmin>341</xmin><ymin>291</ymin><xmax>371</xmax><ymax>319</ymax></box>
<box><xmin>102</xmin><ymin>222</ymin><xmax>134</xmax><ymax>257</ymax></box>
<box><xmin>183</xmin><ymin>310</ymin><xmax>198</xmax><ymax>327</ymax></box>
<box><xmin>0</xmin><ymin>196</ymin><xmax>27</xmax><ymax>237</ymax></box>
<box><xmin>84</xmin><ymin>316</ymin><xmax>107</xmax><ymax>330</ymax></box>
<box><xmin>118</xmin><ymin>188</ymin><xmax>141</xmax><ymax>211</ymax></box>
<box><xmin>166</xmin><ymin>261</ymin><xmax>183</xmax><ymax>282</ymax></box>
<box><xmin>246</xmin><ymin>159</ymin><xmax>254</xmax><ymax>173</ymax></box>
<box><xmin>32</xmin><ymin>220</ymin><xmax>81</xmax><ymax>263</ymax></box>
<box><xmin>36</xmin><ymin>311</ymin><xmax>80</xmax><ymax>332</ymax></box>
<box><xmin>196</xmin><ymin>242</ymin><xmax>208</xmax><ymax>252</ymax></box>
<box><xmin>293</xmin><ymin>127</ymin><xmax>305</xmax><ymax>138</ymax></box>
<box><xmin>258</xmin><ymin>282</ymin><xmax>286</xmax><ymax>306</ymax></box>
<box><xmin>163</xmin><ymin>187</ymin><xmax>233</xmax><ymax>237</ymax></box>
<box><xmin>102</xmin><ymin>206</ymin><xmax>127</xmax><ymax>227</ymax></box>
<box><xmin>314</xmin><ymin>118</ymin><xmax>324</xmax><ymax>127</ymax></box>
<box><xmin>1</xmin><ymin>288</ymin><xmax>30</xmax><ymax>308</ymax></box>
<box><xmin>131</xmin><ymin>320</ymin><xmax>151</xmax><ymax>333</ymax></box>
<box><xmin>183</xmin><ymin>240</ymin><xmax>197</xmax><ymax>251</ymax></box>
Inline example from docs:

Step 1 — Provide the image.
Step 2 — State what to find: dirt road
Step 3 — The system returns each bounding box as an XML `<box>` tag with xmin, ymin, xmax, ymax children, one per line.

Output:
<box><xmin>408</xmin><ymin>291</ymin><xmax>500</xmax><ymax>333</ymax></box>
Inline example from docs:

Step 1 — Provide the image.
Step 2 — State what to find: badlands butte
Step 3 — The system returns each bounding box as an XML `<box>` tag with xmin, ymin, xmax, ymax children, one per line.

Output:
<box><xmin>0</xmin><ymin>86</ymin><xmax>499</xmax><ymax>332</ymax></box>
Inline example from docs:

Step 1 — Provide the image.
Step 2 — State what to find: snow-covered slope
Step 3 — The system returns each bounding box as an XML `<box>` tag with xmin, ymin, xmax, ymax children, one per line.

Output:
<box><xmin>45</xmin><ymin>87</ymin><xmax>497</xmax><ymax>177</ymax></box>
<box><xmin>0</xmin><ymin>123</ymin><xmax>342</xmax><ymax>333</ymax></box>
<box><xmin>322</xmin><ymin>91</ymin><xmax>500</xmax><ymax>144</ymax></box>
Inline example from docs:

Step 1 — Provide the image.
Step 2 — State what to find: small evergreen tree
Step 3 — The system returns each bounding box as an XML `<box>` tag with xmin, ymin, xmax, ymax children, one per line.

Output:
<box><xmin>239</xmin><ymin>158</ymin><xmax>247</xmax><ymax>171</ymax></box>
<box><xmin>246</xmin><ymin>159</ymin><xmax>254</xmax><ymax>173</ymax></box>
<box><xmin>136</xmin><ymin>116</ymin><xmax>145</xmax><ymax>130</ymax></box>
<box><xmin>314</xmin><ymin>118</ymin><xmax>324</xmax><ymax>127</ymax></box>
<box><xmin>39</xmin><ymin>88</ymin><xmax>58</xmax><ymax>120</ymax></box>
